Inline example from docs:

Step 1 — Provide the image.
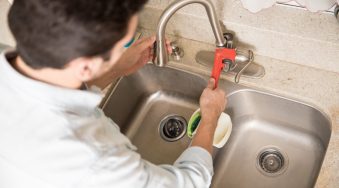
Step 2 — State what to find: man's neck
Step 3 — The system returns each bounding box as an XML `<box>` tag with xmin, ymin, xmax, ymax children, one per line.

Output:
<box><xmin>12</xmin><ymin>56</ymin><xmax>82</xmax><ymax>89</ymax></box>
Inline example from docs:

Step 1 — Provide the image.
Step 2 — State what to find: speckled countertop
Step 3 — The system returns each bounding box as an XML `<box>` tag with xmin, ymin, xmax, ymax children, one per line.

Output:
<box><xmin>102</xmin><ymin>29</ymin><xmax>339</xmax><ymax>187</ymax></box>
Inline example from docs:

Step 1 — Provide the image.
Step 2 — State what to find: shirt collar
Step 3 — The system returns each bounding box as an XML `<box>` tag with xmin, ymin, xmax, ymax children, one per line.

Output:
<box><xmin>0</xmin><ymin>51</ymin><xmax>103</xmax><ymax>115</ymax></box>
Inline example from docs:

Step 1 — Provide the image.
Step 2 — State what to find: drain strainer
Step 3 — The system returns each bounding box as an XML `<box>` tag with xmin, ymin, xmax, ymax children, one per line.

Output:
<box><xmin>159</xmin><ymin>115</ymin><xmax>187</xmax><ymax>142</ymax></box>
<box><xmin>256</xmin><ymin>147</ymin><xmax>288</xmax><ymax>176</ymax></box>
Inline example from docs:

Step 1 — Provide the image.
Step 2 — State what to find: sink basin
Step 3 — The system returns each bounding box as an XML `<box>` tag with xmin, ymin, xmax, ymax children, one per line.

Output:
<box><xmin>101</xmin><ymin>64</ymin><xmax>331</xmax><ymax>188</ymax></box>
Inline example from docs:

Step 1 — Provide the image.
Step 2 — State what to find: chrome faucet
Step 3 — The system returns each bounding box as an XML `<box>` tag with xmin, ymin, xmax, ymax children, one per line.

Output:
<box><xmin>153</xmin><ymin>0</ymin><xmax>264</xmax><ymax>84</ymax></box>
<box><xmin>153</xmin><ymin>0</ymin><xmax>226</xmax><ymax>67</ymax></box>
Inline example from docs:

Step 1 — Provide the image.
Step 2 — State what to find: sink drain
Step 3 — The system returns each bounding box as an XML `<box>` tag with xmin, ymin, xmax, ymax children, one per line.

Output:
<box><xmin>159</xmin><ymin>115</ymin><xmax>187</xmax><ymax>142</ymax></box>
<box><xmin>256</xmin><ymin>147</ymin><xmax>288</xmax><ymax>176</ymax></box>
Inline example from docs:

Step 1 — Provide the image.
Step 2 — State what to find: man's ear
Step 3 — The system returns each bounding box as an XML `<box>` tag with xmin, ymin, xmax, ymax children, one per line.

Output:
<box><xmin>68</xmin><ymin>57</ymin><xmax>104</xmax><ymax>82</ymax></box>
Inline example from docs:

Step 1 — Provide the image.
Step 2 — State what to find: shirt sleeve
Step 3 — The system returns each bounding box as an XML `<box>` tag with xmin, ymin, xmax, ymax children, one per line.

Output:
<box><xmin>80</xmin><ymin>145</ymin><xmax>213</xmax><ymax>188</ymax></box>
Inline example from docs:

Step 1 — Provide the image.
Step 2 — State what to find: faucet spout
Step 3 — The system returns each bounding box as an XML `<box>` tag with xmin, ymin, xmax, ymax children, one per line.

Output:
<box><xmin>154</xmin><ymin>0</ymin><xmax>226</xmax><ymax>67</ymax></box>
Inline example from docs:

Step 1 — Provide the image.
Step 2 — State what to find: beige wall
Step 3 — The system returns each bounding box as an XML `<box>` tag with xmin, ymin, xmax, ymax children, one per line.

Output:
<box><xmin>139</xmin><ymin>0</ymin><xmax>339</xmax><ymax>73</ymax></box>
<box><xmin>0</xmin><ymin>0</ymin><xmax>14</xmax><ymax>46</ymax></box>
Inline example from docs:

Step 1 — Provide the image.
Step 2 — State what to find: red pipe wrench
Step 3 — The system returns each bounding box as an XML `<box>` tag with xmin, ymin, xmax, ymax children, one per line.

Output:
<box><xmin>211</xmin><ymin>48</ymin><xmax>236</xmax><ymax>89</ymax></box>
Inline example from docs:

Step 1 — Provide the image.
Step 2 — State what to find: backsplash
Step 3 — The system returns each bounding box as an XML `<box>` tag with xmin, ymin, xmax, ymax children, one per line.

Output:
<box><xmin>139</xmin><ymin>0</ymin><xmax>339</xmax><ymax>73</ymax></box>
<box><xmin>0</xmin><ymin>0</ymin><xmax>14</xmax><ymax>46</ymax></box>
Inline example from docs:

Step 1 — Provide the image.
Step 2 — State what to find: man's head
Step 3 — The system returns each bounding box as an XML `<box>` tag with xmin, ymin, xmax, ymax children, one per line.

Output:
<box><xmin>8</xmin><ymin>0</ymin><xmax>147</xmax><ymax>83</ymax></box>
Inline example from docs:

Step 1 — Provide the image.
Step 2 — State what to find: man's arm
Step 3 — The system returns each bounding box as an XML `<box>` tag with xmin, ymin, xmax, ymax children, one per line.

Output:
<box><xmin>191</xmin><ymin>78</ymin><xmax>227</xmax><ymax>154</ymax></box>
<box><xmin>87</xmin><ymin>36</ymin><xmax>172</xmax><ymax>89</ymax></box>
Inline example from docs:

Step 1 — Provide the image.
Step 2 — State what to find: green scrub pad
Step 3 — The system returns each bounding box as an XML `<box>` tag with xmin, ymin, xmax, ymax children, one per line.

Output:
<box><xmin>187</xmin><ymin>110</ymin><xmax>201</xmax><ymax>138</ymax></box>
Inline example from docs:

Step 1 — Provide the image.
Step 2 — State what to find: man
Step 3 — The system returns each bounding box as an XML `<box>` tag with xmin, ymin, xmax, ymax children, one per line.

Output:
<box><xmin>0</xmin><ymin>0</ymin><xmax>226</xmax><ymax>187</ymax></box>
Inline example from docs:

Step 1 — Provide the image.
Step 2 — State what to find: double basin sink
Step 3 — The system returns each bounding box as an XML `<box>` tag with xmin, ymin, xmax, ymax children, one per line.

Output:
<box><xmin>101</xmin><ymin>64</ymin><xmax>331</xmax><ymax>188</ymax></box>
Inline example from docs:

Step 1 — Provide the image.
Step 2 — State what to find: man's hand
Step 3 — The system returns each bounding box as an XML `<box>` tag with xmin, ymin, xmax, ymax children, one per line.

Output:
<box><xmin>191</xmin><ymin>78</ymin><xmax>226</xmax><ymax>154</ymax></box>
<box><xmin>199</xmin><ymin>78</ymin><xmax>227</xmax><ymax>125</ymax></box>
<box><xmin>112</xmin><ymin>36</ymin><xmax>155</xmax><ymax>76</ymax></box>
<box><xmin>113</xmin><ymin>36</ymin><xmax>172</xmax><ymax>77</ymax></box>
<box><xmin>88</xmin><ymin>36</ymin><xmax>171</xmax><ymax>89</ymax></box>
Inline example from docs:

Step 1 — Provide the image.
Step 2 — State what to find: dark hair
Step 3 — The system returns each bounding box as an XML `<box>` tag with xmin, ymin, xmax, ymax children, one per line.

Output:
<box><xmin>8</xmin><ymin>0</ymin><xmax>147</xmax><ymax>69</ymax></box>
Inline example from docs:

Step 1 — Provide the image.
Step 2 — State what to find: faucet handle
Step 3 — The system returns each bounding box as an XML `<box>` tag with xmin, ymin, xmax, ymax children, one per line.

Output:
<box><xmin>234</xmin><ymin>50</ymin><xmax>254</xmax><ymax>83</ymax></box>
<box><xmin>222</xmin><ymin>59</ymin><xmax>232</xmax><ymax>72</ymax></box>
<box><xmin>223</xmin><ymin>33</ymin><xmax>234</xmax><ymax>49</ymax></box>
<box><xmin>170</xmin><ymin>42</ymin><xmax>184</xmax><ymax>61</ymax></box>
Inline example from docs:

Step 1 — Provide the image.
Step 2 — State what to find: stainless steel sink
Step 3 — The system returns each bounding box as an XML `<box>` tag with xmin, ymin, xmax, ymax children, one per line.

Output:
<box><xmin>101</xmin><ymin>64</ymin><xmax>331</xmax><ymax>188</ymax></box>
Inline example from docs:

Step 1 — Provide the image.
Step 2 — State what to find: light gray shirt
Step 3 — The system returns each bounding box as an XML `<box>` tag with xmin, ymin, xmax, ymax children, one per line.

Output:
<box><xmin>0</xmin><ymin>51</ymin><xmax>213</xmax><ymax>188</ymax></box>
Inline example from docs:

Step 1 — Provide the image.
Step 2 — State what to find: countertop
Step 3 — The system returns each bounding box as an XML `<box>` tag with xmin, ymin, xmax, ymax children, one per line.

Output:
<box><xmin>0</xmin><ymin>43</ymin><xmax>11</xmax><ymax>52</ymax></box>
<box><xmin>101</xmin><ymin>29</ymin><xmax>339</xmax><ymax>187</ymax></box>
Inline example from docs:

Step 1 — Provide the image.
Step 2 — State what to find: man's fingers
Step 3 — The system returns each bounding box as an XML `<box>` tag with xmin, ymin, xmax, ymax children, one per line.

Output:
<box><xmin>165</xmin><ymin>39</ymin><xmax>172</xmax><ymax>53</ymax></box>
<box><xmin>135</xmin><ymin>36</ymin><xmax>156</xmax><ymax>51</ymax></box>
<box><xmin>167</xmin><ymin>45</ymin><xmax>172</xmax><ymax>54</ymax></box>
<box><xmin>221</xmin><ymin>91</ymin><xmax>227</xmax><ymax>110</ymax></box>
<box><xmin>207</xmin><ymin>78</ymin><xmax>215</xmax><ymax>89</ymax></box>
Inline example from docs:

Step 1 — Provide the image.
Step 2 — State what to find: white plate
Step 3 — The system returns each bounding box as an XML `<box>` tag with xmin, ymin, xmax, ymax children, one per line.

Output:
<box><xmin>189</xmin><ymin>108</ymin><xmax>232</xmax><ymax>148</ymax></box>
